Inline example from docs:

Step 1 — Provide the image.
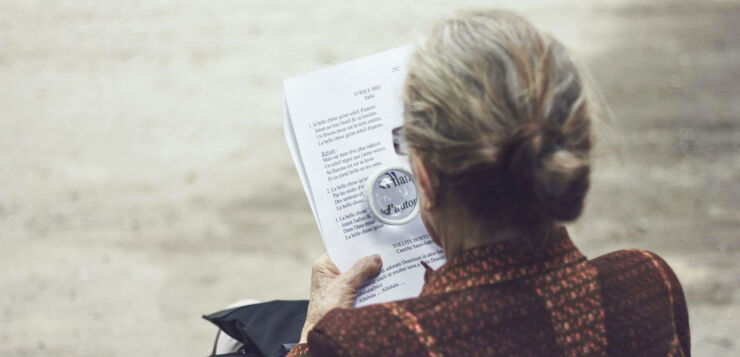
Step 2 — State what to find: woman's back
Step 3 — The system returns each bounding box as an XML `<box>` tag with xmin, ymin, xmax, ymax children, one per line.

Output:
<box><xmin>287</xmin><ymin>10</ymin><xmax>690</xmax><ymax>357</ymax></box>
<box><xmin>296</xmin><ymin>229</ymin><xmax>689</xmax><ymax>356</ymax></box>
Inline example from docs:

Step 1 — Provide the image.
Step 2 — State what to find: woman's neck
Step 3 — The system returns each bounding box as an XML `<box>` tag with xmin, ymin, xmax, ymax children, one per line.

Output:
<box><xmin>432</xmin><ymin>207</ymin><xmax>520</xmax><ymax>260</ymax></box>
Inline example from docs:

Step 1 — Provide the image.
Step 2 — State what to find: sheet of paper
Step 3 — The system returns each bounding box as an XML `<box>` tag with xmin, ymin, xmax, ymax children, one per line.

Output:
<box><xmin>283</xmin><ymin>46</ymin><xmax>446</xmax><ymax>306</ymax></box>
<box><xmin>283</xmin><ymin>98</ymin><xmax>323</xmax><ymax>236</ymax></box>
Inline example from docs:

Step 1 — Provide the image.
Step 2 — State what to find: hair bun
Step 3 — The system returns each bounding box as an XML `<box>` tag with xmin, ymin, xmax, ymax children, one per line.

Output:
<box><xmin>535</xmin><ymin>150</ymin><xmax>590</xmax><ymax>221</ymax></box>
<box><xmin>506</xmin><ymin>124</ymin><xmax>590</xmax><ymax>222</ymax></box>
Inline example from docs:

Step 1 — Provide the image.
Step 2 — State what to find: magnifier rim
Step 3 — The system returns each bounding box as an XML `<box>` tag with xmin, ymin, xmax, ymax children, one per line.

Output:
<box><xmin>365</xmin><ymin>166</ymin><xmax>420</xmax><ymax>225</ymax></box>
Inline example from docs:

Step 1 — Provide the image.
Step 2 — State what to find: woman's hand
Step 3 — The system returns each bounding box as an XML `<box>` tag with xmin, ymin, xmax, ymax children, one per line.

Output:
<box><xmin>299</xmin><ymin>253</ymin><xmax>383</xmax><ymax>343</ymax></box>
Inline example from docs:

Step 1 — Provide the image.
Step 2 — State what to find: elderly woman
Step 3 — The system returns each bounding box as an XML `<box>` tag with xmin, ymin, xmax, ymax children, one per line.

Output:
<box><xmin>286</xmin><ymin>10</ymin><xmax>690</xmax><ymax>357</ymax></box>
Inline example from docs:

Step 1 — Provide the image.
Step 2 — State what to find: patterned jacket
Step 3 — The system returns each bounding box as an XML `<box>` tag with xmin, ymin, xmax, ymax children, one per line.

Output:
<box><xmin>287</xmin><ymin>228</ymin><xmax>690</xmax><ymax>356</ymax></box>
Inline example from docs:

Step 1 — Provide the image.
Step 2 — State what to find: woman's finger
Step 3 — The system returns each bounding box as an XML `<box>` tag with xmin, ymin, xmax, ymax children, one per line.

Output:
<box><xmin>344</xmin><ymin>254</ymin><xmax>383</xmax><ymax>289</ymax></box>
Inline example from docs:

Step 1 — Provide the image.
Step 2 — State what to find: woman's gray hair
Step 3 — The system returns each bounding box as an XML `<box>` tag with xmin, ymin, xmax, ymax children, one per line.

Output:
<box><xmin>403</xmin><ymin>10</ymin><xmax>598</xmax><ymax>232</ymax></box>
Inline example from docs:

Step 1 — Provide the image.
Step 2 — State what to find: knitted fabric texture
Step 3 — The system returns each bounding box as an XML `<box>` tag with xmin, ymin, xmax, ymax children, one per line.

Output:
<box><xmin>288</xmin><ymin>228</ymin><xmax>690</xmax><ymax>356</ymax></box>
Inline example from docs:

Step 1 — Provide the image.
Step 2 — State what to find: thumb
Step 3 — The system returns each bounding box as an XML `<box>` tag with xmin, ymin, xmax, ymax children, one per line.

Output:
<box><xmin>344</xmin><ymin>254</ymin><xmax>383</xmax><ymax>289</ymax></box>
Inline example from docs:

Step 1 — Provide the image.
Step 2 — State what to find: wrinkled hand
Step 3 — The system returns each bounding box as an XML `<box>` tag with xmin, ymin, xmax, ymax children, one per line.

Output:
<box><xmin>299</xmin><ymin>253</ymin><xmax>383</xmax><ymax>343</ymax></box>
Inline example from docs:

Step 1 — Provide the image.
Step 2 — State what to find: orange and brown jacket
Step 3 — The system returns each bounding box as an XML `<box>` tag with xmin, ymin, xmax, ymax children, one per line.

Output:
<box><xmin>288</xmin><ymin>228</ymin><xmax>690</xmax><ymax>356</ymax></box>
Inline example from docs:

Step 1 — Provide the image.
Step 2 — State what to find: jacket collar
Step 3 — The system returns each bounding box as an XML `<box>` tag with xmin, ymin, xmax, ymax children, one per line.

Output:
<box><xmin>420</xmin><ymin>227</ymin><xmax>586</xmax><ymax>296</ymax></box>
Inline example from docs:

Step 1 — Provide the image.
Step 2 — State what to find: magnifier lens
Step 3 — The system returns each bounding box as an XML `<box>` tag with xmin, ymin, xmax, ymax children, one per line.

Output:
<box><xmin>366</xmin><ymin>167</ymin><xmax>419</xmax><ymax>225</ymax></box>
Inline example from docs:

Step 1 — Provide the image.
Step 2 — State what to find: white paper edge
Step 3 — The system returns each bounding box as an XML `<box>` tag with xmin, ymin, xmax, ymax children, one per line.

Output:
<box><xmin>282</xmin><ymin>94</ymin><xmax>323</xmax><ymax>237</ymax></box>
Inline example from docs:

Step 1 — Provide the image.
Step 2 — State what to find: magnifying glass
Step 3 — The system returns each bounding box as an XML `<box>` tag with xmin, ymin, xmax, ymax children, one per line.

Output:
<box><xmin>365</xmin><ymin>167</ymin><xmax>420</xmax><ymax>225</ymax></box>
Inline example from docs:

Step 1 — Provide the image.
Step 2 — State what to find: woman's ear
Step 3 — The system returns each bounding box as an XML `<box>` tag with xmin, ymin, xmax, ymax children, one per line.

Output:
<box><xmin>411</xmin><ymin>154</ymin><xmax>437</xmax><ymax>209</ymax></box>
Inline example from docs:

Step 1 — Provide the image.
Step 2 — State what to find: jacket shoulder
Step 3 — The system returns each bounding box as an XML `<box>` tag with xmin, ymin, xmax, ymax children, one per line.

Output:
<box><xmin>589</xmin><ymin>249</ymin><xmax>686</xmax><ymax>304</ymax></box>
<box><xmin>589</xmin><ymin>249</ymin><xmax>691</xmax><ymax>356</ymax></box>
<box><xmin>308</xmin><ymin>299</ymin><xmax>433</xmax><ymax>357</ymax></box>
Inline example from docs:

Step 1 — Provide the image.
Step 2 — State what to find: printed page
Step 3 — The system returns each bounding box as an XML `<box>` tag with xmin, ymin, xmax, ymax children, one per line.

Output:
<box><xmin>283</xmin><ymin>46</ymin><xmax>446</xmax><ymax>306</ymax></box>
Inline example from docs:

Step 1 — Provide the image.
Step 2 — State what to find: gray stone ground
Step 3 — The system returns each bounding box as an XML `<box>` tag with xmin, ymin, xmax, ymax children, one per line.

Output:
<box><xmin>0</xmin><ymin>0</ymin><xmax>737</xmax><ymax>355</ymax></box>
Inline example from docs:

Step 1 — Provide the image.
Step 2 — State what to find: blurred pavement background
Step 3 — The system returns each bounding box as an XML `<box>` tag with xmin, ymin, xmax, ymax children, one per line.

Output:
<box><xmin>0</xmin><ymin>0</ymin><xmax>738</xmax><ymax>355</ymax></box>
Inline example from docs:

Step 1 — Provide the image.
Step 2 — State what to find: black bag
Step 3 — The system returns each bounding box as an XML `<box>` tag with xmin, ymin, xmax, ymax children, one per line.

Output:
<box><xmin>203</xmin><ymin>300</ymin><xmax>308</xmax><ymax>357</ymax></box>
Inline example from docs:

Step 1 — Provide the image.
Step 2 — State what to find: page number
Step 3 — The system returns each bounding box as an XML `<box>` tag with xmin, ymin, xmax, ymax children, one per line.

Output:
<box><xmin>392</xmin><ymin>66</ymin><xmax>400</xmax><ymax>72</ymax></box>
